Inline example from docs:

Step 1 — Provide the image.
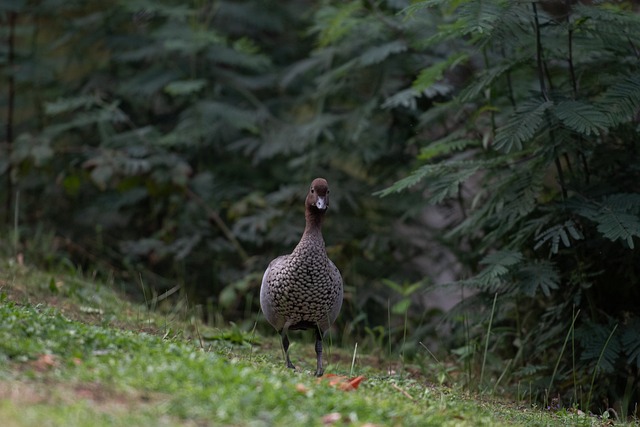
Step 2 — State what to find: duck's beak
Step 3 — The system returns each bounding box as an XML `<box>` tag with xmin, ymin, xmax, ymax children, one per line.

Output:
<box><xmin>315</xmin><ymin>196</ymin><xmax>327</xmax><ymax>210</ymax></box>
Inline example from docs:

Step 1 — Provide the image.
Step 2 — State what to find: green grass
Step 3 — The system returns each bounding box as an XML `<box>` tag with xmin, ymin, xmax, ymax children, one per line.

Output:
<box><xmin>0</xmin><ymin>259</ymin><xmax>623</xmax><ymax>426</ymax></box>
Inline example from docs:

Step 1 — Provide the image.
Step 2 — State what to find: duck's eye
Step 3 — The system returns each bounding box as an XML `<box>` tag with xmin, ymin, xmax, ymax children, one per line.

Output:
<box><xmin>311</xmin><ymin>188</ymin><xmax>315</xmax><ymax>193</ymax></box>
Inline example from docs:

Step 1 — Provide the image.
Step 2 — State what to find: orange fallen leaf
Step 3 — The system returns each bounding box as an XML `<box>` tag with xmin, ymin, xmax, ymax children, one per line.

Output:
<box><xmin>348</xmin><ymin>375</ymin><xmax>365</xmax><ymax>389</ymax></box>
<box><xmin>295</xmin><ymin>383</ymin><xmax>309</xmax><ymax>394</ymax></box>
<box><xmin>318</xmin><ymin>374</ymin><xmax>365</xmax><ymax>391</ymax></box>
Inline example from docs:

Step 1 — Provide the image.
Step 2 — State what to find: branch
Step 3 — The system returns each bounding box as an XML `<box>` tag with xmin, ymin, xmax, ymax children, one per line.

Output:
<box><xmin>5</xmin><ymin>11</ymin><xmax>17</xmax><ymax>225</ymax></box>
<box><xmin>567</xmin><ymin>21</ymin><xmax>577</xmax><ymax>97</ymax></box>
<box><xmin>391</xmin><ymin>383</ymin><xmax>415</xmax><ymax>401</ymax></box>
<box><xmin>531</xmin><ymin>2</ymin><xmax>549</xmax><ymax>101</ymax></box>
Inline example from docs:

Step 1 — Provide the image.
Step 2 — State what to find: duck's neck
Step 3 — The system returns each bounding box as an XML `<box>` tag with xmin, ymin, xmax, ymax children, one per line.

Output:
<box><xmin>303</xmin><ymin>206</ymin><xmax>324</xmax><ymax>236</ymax></box>
<box><xmin>293</xmin><ymin>207</ymin><xmax>326</xmax><ymax>254</ymax></box>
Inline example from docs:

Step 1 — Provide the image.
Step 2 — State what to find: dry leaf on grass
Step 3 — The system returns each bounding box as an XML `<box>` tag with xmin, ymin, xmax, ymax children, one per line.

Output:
<box><xmin>318</xmin><ymin>374</ymin><xmax>365</xmax><ymax>391</ymax></box>
<box><xmin>321</xmin><ymin>412</ymin><xmax>343</xmax><ymax>424</ymax></box>
<box><xmin>295</xmin><ymin>383</ymin><xmax>309</xmax><ymax>394</ymax></box>
<box><xmin>31</xmin><ymin>354</ymin><xmax>58</xmax><ymax>371</ymax></box>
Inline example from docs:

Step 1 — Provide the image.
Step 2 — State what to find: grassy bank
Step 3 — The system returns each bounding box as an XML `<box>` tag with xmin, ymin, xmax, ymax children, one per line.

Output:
<box><xmin>0</xmin><ymin>258</ymin><xmax>620</xmax><ymax>426</ymax></box>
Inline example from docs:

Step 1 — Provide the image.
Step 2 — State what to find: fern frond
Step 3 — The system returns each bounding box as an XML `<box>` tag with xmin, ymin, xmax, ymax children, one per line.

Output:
<box><xmin>381</xmin><ymin>84</ymin><xmax>453</xmax><ymax>110</ymax></box>
<box><xmin>594</xmin><ymin>211</ymin><xmax>640</xmax><ymax>249</ymax></box>
<box><xmin>207</xmin><ymin>44</ymin><xmax>271</xmax><ymax>71</ymax></box>
<box><xmin>375</xmin><ymin>159</ymin><xmax>494</xmax><ymax>197</ymax></box>
<box><xmin>194</xmin><ymin>101</ymin><xmax>260</xmax><ymax>133</ymax></box>
<box><xmin>493</xmin><ymin>99</ymin><xmax>553</xmax><ymax>153</ymax></box>
<box><xmin>375</xmin><ymin>164</ymin><xmax>441</xmax><ymax>196</ymax></box>
<box><xmin>280</xmin><ymin>55</ymin><xmax>329</xmax><ymax>89</ymax></box>
<box><xmin>45</xmin><ymin>103</ymin><xmax>128</xmax><ymax>137</ymax></box>
<box><xmin>602</xmin><ymin>193</ymin><xmax>640</xmax><ymax>215</ymax></box>
<box><xmin>358</xmin><ymin>40</ymin><xmax>408</xmax><ymax>67</ymax></box>
<box><xmin>478</xmin><ymin>250</ymin><xmax>523</xmax><ymax>279</ymax></box>
<box><xmin>417</xmin><ymin>134</ymin><xmax>480</xmax><ymax>161</ymax></box>
<box><xmin>516</xmin><ymin>260</ymin><xmax>560</xmax><ymax>297</ymax></box>
<box><xmin>401</xmin><ymin>0</ymin><xmax>451</xmax><ymax>19</ymax></box>
<box><xmin>576</xmin><ymin>322</ymin><xmax>621</xmax><ymax>374</ymax></box>
<box><xmin>571</xmin><ymin>194</ymin><xmax>640</xmax><ymax>249</ymax></box>
<box><xmin>313</xmin><ymin>2</ymin><xmax>363</xmax><ymax>47</ymax></box>
<box><xmin>553</xmin><ymin>100</ymin><xmax>610</xmax><ymax>136</ymax></box>
<box><xmin>164</xmin><ymin>79</ymin><xmax>207</xmax><ymax>96</ymax></box>
<box><xmin>598</xmin><ymin>75</ymin><xmax>640</xmax><ymax>127</ymax></box>
<box><xmin>575</xmin><ymin>3</ymin><xmax>640</xmax><ymax>36</ymax></box>
<box><xmin>412</xmin><ymin>52</ymin><xmax>468</xmax><ymax>91</ymax></box>
<box><xmin>44</xmin><ymin>95</ymin><xmax>100</xmax><ymax>116</ymax></box>
<box><xmin>534</xmin><ymin>220</ymin><xmax>584</xmax><ymax>255</ymax></box>
<box><xmin>426</xmin><ymin>167</ymin><xmax>480</xmax><ymax>204</ymax></box>
<box><xmin>457</xmin><ymin>62</ymin><xmax>513</xmax><ymax>103</ymax></box>
<box><xmin>457</xmin><ymin>0</ymin><xmax>512</xmax><ymax>42</ymax></box>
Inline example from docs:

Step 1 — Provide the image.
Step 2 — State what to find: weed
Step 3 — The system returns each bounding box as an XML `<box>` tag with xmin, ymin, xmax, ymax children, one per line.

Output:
<box><xmin>547</xmin><ymin>309</ymin><xmax>581</xmax><ymax>408</ymax></box>
<box><xmin>479</xmin><ymin>292</ymin><xmax>498</xmax><ymax>393</ymax></box>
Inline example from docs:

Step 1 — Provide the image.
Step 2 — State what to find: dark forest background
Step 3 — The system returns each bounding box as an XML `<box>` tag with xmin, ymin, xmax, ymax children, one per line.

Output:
<box><xmin>2</xmin><ymin>0</ymin><xmax>640</xmax><ymax>416</ymax></box>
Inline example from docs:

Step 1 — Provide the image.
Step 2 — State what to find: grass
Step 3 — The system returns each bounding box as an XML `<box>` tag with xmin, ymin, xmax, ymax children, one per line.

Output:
<box><xmin>0</xmin><ymin>257</ymin><xmax>628</xmax><ymax>426</ymax></box>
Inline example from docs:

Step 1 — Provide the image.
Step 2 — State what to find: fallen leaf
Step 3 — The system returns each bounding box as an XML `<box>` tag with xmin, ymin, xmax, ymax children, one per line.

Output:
<box><xmin>31</xmin><ymin>354</ymin><xmax>57</xmax><ymax>371</ymax></box>
<box><xmin>345</xmin><ymin>376</ymin><xmax>365</xmax><ymax>390</ymax></box>
<box><xmin>318</xmin><ymin>374</ymin><xmax>365</xmax><ymax>391</ymax></box>
<box><xmin>322</xmin><ymin>412</ymin><xmax>342</xmax><ymax>424</ymax></box>
<box><xmin>295</xmin><ymin>383</ymin><xmax>309</xmax><ymax>394</ymax></box>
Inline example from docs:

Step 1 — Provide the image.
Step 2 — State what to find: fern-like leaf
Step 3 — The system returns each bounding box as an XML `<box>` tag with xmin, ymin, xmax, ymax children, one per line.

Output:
<box><xmin>553</xmin><ymin>100</ymin><xmax>610</xmax><ymax>136</ymax></box>
<box><xmin>313</xmin><ymin>2</ymin><xmax>363</xmax><ymax>47</ymax></box>
<box><xmin>576</xmin><ymin>322</ymin><xmax>621</xmax><ymax>374</ymax></box>
<box><xmin>358</xmin><ymin>40</ymin><xmax>408</xmax><ymax>67</ymax></box>
<box><xmin>401</xmin><ymin>0</ymin><xmax>450</xmax><ymax>19</ymax></box>
<box><xmin>44</xmin><ymin>95</ymin><xmax>100</xmax><ymax>116</ymax></box>
<box><xmin>164</xmin><ymin>79</ymin><xmax>207</xmax><ymax>96</ymax></box>
<box><xmin>426</xmin><ymin>167</ymin><xmax>479</xmax><ymax>204</ymax></box>
<box><xmin>375</xmin><ymin>164</ymin><xmax>441</xmax><ymax>196</ymax></box>
<box><xmin>457</xmin><ymin>62</ymin><xmax>513</xmax><ymax>103</ymax></box>
<box><xmin>417</xmin><ymin>134</ymin><xmax>479</xmax><ymax>161</ymax></box>
<box><xmin>493</xmin><ymin>99</ymin><xmax>553</xmax><ymax>153</ymax></box>
<box><xmin>477</xmin><ymin>250</ymin><xmax>523</xmax><ymax>282</ymax></box>
<box><xmin>534</xmin><ymin>220</ymin><xmax>583</xmax><ymax>255</ymax></box>
<box><xmin>571</xmin><ymin>194</ymin><xmax>640</xmax><ymax>249</ymax></box>
<box><xmin>516</xmin><ymin>260</ymin><xmax>560</xmax><ymax>297</ymax></box>
<box><xmin>412</xmin><ymin>52</ymin><xmax>468</xmax><ymax>91</ymax></box>
<box><xmin>599</xmin><ymin>75</ymin><xmax>640</xmax><ymax>127</ymax></box>
<box><xmin>601</xmin><ymin>193</ymin><xmax>640</xmax><ymax>215</ymax></box>
<box><xmin>375</xmin><ymin>159</ymin><xmax>491</xmax><ymax>197</ymax></box>
<box><xmin>381</xmin><ymin>84</ymin><xmax>452</xmax><ymax>110</ymax></box>
<box><xmin>595</xmin><ymin>211</ymin><xmax>640</xmax><ymax>249</ymax></box>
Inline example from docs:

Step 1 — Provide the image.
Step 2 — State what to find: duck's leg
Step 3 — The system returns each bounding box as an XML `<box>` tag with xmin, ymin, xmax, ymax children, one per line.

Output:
<box><xmin>280</xmin><ymin>323</ymin><xmax>295</xmax><ymax>369</ymax></box>
<box><xmin>314</xmin><ymin>327</ymin><xmax>324</xmax><ymax>377</ymax></box>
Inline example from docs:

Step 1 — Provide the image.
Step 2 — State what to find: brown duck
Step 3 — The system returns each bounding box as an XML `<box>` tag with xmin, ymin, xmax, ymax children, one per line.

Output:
<box><xmin>260</xmin><ymin>178</ymin><xmax>343</xmax><ymax>376</ymax></box>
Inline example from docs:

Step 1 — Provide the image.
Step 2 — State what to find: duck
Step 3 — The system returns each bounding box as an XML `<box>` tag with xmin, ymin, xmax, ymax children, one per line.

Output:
<box><xmin>260</xmin><ymin>178</ymin><xmax>343</xmax><ymax>377</ymax></box>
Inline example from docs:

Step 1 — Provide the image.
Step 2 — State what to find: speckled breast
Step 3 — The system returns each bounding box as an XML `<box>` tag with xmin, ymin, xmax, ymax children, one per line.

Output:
<box><xmin>268</xmin><ymin>256</ymin><xmax>341</xmax><ymax>323</ymax></box>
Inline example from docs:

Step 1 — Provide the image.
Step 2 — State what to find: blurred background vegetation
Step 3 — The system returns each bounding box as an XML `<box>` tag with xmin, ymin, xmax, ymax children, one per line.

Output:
<box><xmin>2</xmin><ymin>0</ymin><xmax>639</xmax><ymax>418</ymax></box>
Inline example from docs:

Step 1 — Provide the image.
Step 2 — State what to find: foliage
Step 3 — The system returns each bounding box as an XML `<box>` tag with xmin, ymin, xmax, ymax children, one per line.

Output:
<box><xmin>378</xmin><ymin>0</ymin><xmax>640</xmax><ymax>415</ymax></box>
<box><xmin>0</xmin><ymin>0</ymin><xmax>425</xmax><ymax>338</ymax></box>
<box><xmin>2</xmin><ymin>0</ymin><xmax>640</xmax><ymax>417</ymax></box>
